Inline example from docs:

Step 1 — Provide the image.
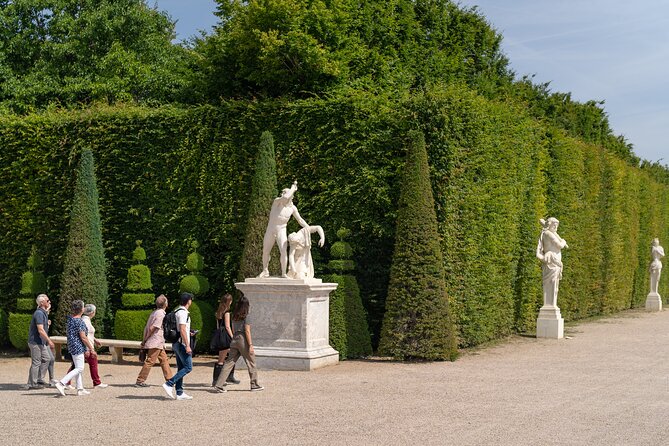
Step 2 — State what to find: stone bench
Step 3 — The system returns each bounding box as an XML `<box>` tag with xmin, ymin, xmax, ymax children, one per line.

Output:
<box><xmin>50</xmin><ymin>336</ymin><xmax>172</xmax><ymax>364</ymax></box>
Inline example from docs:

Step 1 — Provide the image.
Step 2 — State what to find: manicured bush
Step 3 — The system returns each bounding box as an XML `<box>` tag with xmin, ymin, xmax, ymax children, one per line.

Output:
<box><xmin>120</xmin><ymin>293</ymin><xmax>155</xmax><ymax>309</ymax></box>
<box><xmin>115</xmin><ymin>241</ymin><xmax>155</xmax><ymax>339</ymax></box>
<box><xmin>8</xmin><ymin>313</ymin><xmax>32</xmax><ymax>350</ymax></box>
<box><xmin>324</xmin><ymin>228</ymin><xmax>371</xmax><ymax>359</ymax></box>
<box><xmin>190</xmin><ymin>300</ymin><xmax>216</xmax><ymax>353</ymax></box>
<box><xmin>16</xmin><ymin>298</ymin><xmax>35</xmax><ymax>312</ymax></box>
<box><xmin>9</xmin><ymin>247</ymin><xmax>48</xmax><ymax>350</ymax></box>
<box><xmin>378</xmin><ymin>131</ymin><xmax>457</xmax><ymax>360</ymax></box>
<box><xmin>179</xmin><ymin>241</ymin><xmax>210</xmax><ymax>296</ymax></box>
<box><xmin>113</xmin><ymin>309</ymin><xmax>153</xmax><ymax>341</ymax></box>
<box><xmin>54</xmin><ymin>149</ymin><xmax>109</xmax><ymax>335</ymax></box>
<box><xmin>238</xmin><ymin>131</ymin><xmax>279</xmax><ymax>279</ymax></box>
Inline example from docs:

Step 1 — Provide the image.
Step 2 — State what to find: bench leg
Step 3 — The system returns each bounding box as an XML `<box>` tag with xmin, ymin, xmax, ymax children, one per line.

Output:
<box><xmin>54</xmin><ymin>344</ymin><xmax>63</xmax><ymax>362</ymax></box>
<box><xmin>111</xmin><ymin>346</ymin><xmax>124</xmax><ymax>364</ymax></box>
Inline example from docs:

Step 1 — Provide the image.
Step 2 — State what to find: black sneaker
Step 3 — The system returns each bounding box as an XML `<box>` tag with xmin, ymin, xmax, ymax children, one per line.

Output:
<box><xmin>226</xmin><ymin>376</ymin><xmax>241</xmax><ymax>385</ymax></box>
<box><xmin>250</xmin><ymin>384</ymin><xmax>264</xmax><ymax>392</ymax></box>
<box><xmin>134</xmin><ymin>382</ymin><xmax>149</xmax><ymax>388</ymax></box>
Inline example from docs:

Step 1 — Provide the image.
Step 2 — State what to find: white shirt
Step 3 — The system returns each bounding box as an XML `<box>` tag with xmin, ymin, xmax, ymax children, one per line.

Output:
<box><xmin>82</xmin><ymin>315</ymin><xmax>95</xmax><ymax>349</ymax></box>
<box><xmin>175</xmin><ymin>306</ymin><xmax>190</xmax><ymax>347</ymax></box>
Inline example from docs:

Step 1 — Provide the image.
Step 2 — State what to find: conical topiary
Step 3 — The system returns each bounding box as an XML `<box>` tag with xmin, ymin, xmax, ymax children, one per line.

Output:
<box><xmin>179</xmin><ymin>241</ymin><xmax>214</xmax><ymax>351</ymax></box>
<box><xmin>8</xmin><ymin>246</ymin><xmax>47</xmax><ymax>350</ymax></box>
<box><xmin>378</xmin><ymin>130</ymin><xmax>457</xmax><ymax>360</ymax></box>
<box><xmin>323</xmin><ymin>228</ymin><xmax>372</xmax><ymax>359</ymax></box>
<box><xmin>238</xmin><ymin>131</ymin><xmax>279</xmax><ymax>279</ymax></box>
<box><xmin>114</xmin><ymin>241</ymin><xmax>154</xmax><ymax>340</ymax></box>
<box><xmin>54</xmin><ymin>149</ymin><xmax>109</xmax><ymax>335</ymax></box>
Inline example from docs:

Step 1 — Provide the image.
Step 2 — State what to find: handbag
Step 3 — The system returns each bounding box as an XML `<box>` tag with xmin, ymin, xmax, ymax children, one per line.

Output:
<box><xmin>138</xmin><ymin>348</ymin><xmax>147</xmax><ymax>362</ymax></box>
<box><xmin>210</xmin><ymin>320</ymin><xmax>232</xmax><ymax>351</ymax></box>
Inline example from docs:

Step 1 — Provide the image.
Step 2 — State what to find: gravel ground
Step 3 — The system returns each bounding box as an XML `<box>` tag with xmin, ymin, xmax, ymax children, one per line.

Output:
<box><xmin>2</xmin><ymin>308</ymin><xmax>669</xmax><ymax>446</ymax></box>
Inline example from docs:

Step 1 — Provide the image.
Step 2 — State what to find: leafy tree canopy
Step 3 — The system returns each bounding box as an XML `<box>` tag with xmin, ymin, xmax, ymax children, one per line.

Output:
<box><xmin>193</xmin><ymin>0</ymin><xmax>512</xmax><ymax>99</ymax></box>
<box><xmin>0</xmin><ymin>0</ymin><xmax>194</xmax><ymax>112</ymax></box>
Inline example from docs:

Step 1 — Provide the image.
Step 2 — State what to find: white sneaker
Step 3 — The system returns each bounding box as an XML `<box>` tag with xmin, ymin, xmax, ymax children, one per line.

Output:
<box><xmin>77</xmin><ymin>389</ymin><xmax>90</xmax><ymax>396</ymax></box>
<box><xmin>94</xmin><ymin>383</ymin><xmax>108</xmax><ymax>389</ymax></box>
<box><xmin>162</xmin><ymin>382</ymin><xmax>175</xmax><ymax>399</ymax></box>
<box><xmin>176</xmin><ymin>392</ymin><xmax>193</xmax><ymax>400</ymax></box>
<box><xmin>55</xmin><ymin>382</ymin><xmax>65</xmax><ymax>396</ymax></box>
<box><xmin>64</xmin><ymin>384</ymin><xmax>75</xmax><ymax>390</ymax></box>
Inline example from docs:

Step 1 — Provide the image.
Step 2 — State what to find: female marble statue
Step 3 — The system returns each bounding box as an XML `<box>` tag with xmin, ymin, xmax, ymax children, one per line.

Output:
<box><xmin>536</xmin><ymin>218</ymin><xmax>569</xmax><ymax>308</ymax></box>
<box><xmin>649</xmin><ymin>238</ymin><xmax>665</xmax><ymax>294</ymax></box>
<box><xmin>287</xmin><ymin>225</ymin><xmax>325</xmax><ymax>279</ymax></box>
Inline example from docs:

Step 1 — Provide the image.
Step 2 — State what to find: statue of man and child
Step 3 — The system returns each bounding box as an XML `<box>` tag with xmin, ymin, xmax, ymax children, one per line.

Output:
<box><xmin>257</xmin><ymin>181</ymin><xmax>324</xmax><ymax>280</ymax></box>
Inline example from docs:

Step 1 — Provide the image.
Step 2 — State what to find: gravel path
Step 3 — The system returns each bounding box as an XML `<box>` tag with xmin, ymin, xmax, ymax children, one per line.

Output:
<box><xmin>2</xmin><ymin>308</ymin><xmax>669</xmax><ymax>446</ymax></box>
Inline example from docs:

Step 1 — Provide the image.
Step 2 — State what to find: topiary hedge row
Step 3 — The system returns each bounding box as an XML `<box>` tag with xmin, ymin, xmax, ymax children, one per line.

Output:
<box><xmin>0</xmin><ymin>86</ymin><xmax>667</xmax><ymax>350</ymax></box>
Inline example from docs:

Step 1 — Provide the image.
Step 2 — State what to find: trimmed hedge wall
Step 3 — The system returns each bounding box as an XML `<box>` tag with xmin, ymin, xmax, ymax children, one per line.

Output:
<box><xmin>0</xmin><ymin>308</ymin><xmax>7</xmax><ymax>346</ymax></box>
<box><xmin>114</xmin><ymin>309</ymin><xmax>153</xmax><ymax>341</ymax></box>
<box><xmin>0</xmin><ymin>86</ymin><xmax>667</xmax><ymax>350</ymax></box>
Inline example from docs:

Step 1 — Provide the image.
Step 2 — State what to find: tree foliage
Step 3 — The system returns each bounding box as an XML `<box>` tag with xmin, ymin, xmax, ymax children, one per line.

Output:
<box><xmin>0</xmin><ymin>0</ymin><xmax>193</xmax><ymax>112</ymax></box>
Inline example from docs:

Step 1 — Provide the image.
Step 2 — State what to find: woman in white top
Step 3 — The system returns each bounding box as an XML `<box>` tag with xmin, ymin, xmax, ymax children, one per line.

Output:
<box><xmin>66</xmin><ymin>304</ymin><xmax>108</xmax><ymax>389</ymax></box>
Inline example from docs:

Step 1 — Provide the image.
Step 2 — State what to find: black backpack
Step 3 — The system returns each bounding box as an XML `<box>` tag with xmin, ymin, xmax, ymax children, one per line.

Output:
<box><xmin>163</xmin><ymin>308</ymin><xmax>187</xmax><ymax>343</ymax></box>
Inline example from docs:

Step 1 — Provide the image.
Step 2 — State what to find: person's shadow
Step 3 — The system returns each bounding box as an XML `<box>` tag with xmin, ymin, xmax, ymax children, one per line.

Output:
<box><xmin>117</xmin><ymin>395</ymin><xmax>166</xmax><ymax>400</ymax></box>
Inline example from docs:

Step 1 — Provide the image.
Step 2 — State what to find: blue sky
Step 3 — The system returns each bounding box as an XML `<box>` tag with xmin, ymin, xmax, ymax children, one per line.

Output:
<box><xmin>154</xmin><ymin>0</ymin><xmax>666</xmax><ymax>164</ymax></box>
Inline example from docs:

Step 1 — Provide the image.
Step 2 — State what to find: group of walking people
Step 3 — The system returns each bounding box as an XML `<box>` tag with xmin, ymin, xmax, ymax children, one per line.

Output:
<box><xmin>25</xmin><ymin>291</ymin><xmax>263</xmax><ymax>399</ymax></box>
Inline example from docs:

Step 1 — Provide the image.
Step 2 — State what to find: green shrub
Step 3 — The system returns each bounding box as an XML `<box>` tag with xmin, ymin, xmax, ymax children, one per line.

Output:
<box><xmin>132</xmin><ymin>240</ymin><xmax>147</xmax><ymax>262</ymax></box>
<box><xmin>120</xmin><ymin>293</ymin><xmax>155</xmax><ymax>309</ymax></box>
<box><xmin>127</xmin><ymin>265</ymin><xmax>152</xmax><ymax>291</ymax></box>
<box><xmin>327</xmin><ymin>260</ymin><xmax>355</xmax><ymax>274</ymax></box>
<box><xmin>378</xmin><ymin>131</ymin><xmax>457</xmax><ymax>360</ymax></box>
<box><xmin>8</xmin><ymin>312</ymin><xmax>32</xmax><ymax>350</ymax></box>
<box><xmin>330</xmin><ymin>241</ymin><xmax>353</xmax><ymax>260</ymax></box>
<box><xmin>179</xmin><ymin>275</ymin><xmax>209</xmax><ymax>296</ymax></box>
<box><xmin>16</xmin><ymin>298</ymin><xmax>35</xmax><ymax>312</ymax></box>
<box><xmin>55</xmin><ymin>149</ymin><xmax>109</xmax><ymax>335</ymax></box>
<box><xmin>20</xmin><ymin>271</ymin><xmax>46</xmax><ymax>296</ymax></box>
<box><xmin>186</xmin><ymin>251</ymin><xmax>204</xmax><ymax>272</ymax></box>
<box><xmin>113</xmin><ymin>309</ymin><xmax>153</xmax><ymax>341</ymax></box>
<box><xmin>190</xmin><ymin>301</ymin><xmax>215</xmax><ymax>353</ymax></box>
<box><xmin>0</xmin><ymin>308</ymin><xmax>8</xmax><ymax>346</ymax></box>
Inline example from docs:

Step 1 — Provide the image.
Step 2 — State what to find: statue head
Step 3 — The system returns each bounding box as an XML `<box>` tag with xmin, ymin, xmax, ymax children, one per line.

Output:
<box><xmin>652</xmin><ymin>238</ymin><xmax>660</xmax><ymax>247</ymax></box>
<box><xmin>543</xmin><ymin>217</ymin><xmax>559</xmax><ymax>232</ymax></box>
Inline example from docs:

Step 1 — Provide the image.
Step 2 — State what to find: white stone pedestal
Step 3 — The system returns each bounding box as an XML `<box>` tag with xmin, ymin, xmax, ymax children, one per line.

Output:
<box><xmin>234</xmin><ymin>277</ymin><xmax>339</xmax><ymax>371</ymax></box>
<box><xmin>645</xmin><ymin>292</ymin><xmax>662</xmax><ymax>311</ymax></box>
<box><xmin>536</xmin><ymin>306</ymin><xmax>564</xmax><ymax>339</ymax></box>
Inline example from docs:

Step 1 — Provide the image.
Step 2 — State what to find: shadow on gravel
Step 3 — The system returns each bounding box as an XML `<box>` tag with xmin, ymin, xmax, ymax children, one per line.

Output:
<box><xmin>117</xmin><ymin>395</ymin><xmax>166</xmax><ymax>400</ymax></box>
<box><xmin>0</xmin><ymin>383</ymin><xmax>28</xmax><ymax>391</ymax></box>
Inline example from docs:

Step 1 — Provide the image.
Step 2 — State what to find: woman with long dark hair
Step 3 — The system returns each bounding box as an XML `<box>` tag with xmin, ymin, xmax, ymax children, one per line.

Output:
<box><xmin>213</xmin><ymin>295</ymin><xmax>263</xmax><ymax>392</ymax></box>
<box><xmin>212</xmin><ymin>293</ymin><xmax>239</xmax><ymax>386</ymax></box>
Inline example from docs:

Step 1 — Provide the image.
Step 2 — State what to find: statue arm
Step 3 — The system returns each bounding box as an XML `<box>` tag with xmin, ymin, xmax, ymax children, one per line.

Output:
<box><xmin>292</xmin><ymin>206</ymin><xmax>310</xmax><ymax>229</ymax></box>
<box><xmin>313</xmin><ymin>225</ymin><xmax>325</xmax><ymax>247</ymax></box>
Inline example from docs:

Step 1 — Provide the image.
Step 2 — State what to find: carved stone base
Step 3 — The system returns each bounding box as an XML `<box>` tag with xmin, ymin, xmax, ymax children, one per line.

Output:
<box><xmin>536</xmin><ymin>306</ymin><xmax>564</xmax><ymax>339</ymax></box>
<box><xmin>234</xmin><ymin>277</ymin><xmax>339</xmax><ymax>371</ymax></box>
<box><xmin>645</xmin><ymin>292</ymin><xmax>662</xmax><ymax>311</ymax></box>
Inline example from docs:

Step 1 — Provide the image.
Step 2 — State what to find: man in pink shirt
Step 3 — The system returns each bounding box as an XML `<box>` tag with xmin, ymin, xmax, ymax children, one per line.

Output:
<box><xmin>135</xmin><ymin>295</ymin><xmax>173</xmax><ymax>387</ymax></box>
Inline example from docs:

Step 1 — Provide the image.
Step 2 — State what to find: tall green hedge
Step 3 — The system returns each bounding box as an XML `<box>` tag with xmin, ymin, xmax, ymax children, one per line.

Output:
<box><xmin>8</xmin><ymin>247</ymin><xmax>47</xmax><ymax>350</ymax></box>
<box><xmin>0</xmin><ymin>86</ymin><xmax>667</xmax><ymax>350</ymax></box>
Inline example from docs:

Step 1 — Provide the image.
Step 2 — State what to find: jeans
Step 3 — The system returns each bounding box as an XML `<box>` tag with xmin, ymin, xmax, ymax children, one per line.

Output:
<box><xmin>166</xmin><ymin>342</ymin><xmax>192</xmax><ymax>396</ymax></box>
<box><xmin>27</xmin><ymin>343</ymin><xmax>50</xmax><ymax>387</ymax></box>
<box><xmin>60</xmin><ymin>353</ymin><xmax>85</xmax><ymax>390</ymax></box>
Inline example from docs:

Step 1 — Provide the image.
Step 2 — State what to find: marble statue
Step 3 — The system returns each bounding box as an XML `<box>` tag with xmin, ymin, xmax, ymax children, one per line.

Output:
<box><xmin>287</xmin><ymin>225</ymin><xmax>325</xmax><ymax>279</ymax></box>
<box><xmin>649</xmin><ymin>238</ymin><xmax>664</xmax><ymax>294</ymax></box>
<box><xmin>536</xmin><ymin>217</ymin><xmax>568</xmax><ymax>307</ymax></box>
<box><xmin>258</xmin><ymin>181</ymin><xmax>310</xmax><ymax>278</ymax></box>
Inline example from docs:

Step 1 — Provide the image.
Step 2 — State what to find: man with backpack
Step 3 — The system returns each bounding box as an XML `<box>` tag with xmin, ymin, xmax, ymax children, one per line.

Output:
<box><xmin>162</xmin><ymin>292</ymin><xmax>194</xmax><ymax>400</ymax></box>
<box><xmin>135</xmin><ymin>294</ymin><xmax>173</xmax><ymax>387</ymax></box>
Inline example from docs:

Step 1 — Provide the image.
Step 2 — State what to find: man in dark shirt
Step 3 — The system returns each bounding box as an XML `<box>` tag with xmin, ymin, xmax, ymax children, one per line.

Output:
<box><xmin>24</xmin><ymin>294</ymin><xmax>55</xmax><ymax>389</ymax></box>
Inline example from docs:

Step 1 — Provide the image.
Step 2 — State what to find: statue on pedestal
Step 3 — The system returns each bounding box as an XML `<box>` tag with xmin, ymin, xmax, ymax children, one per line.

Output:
<box><xmin>650</xmin><ymin>238</ymin><xmax>664</xmax><ymax>294</ymax></box>
<box><xmin>258</xmin><ymin>181</ymin><xmax>310</xmax><ymax>278</ymax></box>
<box><xmin>536</xmin><ymin>217</ymin><xmax>568</xmax><ymax>308</ymax></box>
<box><xmin>287</xmin><ymin>226</ymin><xmax>325</xmax><ymax>279</ymax></box>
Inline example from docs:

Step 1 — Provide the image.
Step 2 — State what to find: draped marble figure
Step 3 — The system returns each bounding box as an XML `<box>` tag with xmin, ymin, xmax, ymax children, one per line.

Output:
<box><xmin>650</xmin><ymin>238</ymin><xmax>664</xmax><ymax>294</ymax></box>
<box><xmin>536</xmin><ymin>218</ymin><xmax>569</xmax><ymax>307</ymax></box>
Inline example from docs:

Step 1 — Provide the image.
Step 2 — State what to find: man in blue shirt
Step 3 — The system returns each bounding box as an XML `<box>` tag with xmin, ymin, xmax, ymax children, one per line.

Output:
<box><xmin>24</xmin><ymin>294</ymin><xmax>55</xmax><ymax>389</ymax></box>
